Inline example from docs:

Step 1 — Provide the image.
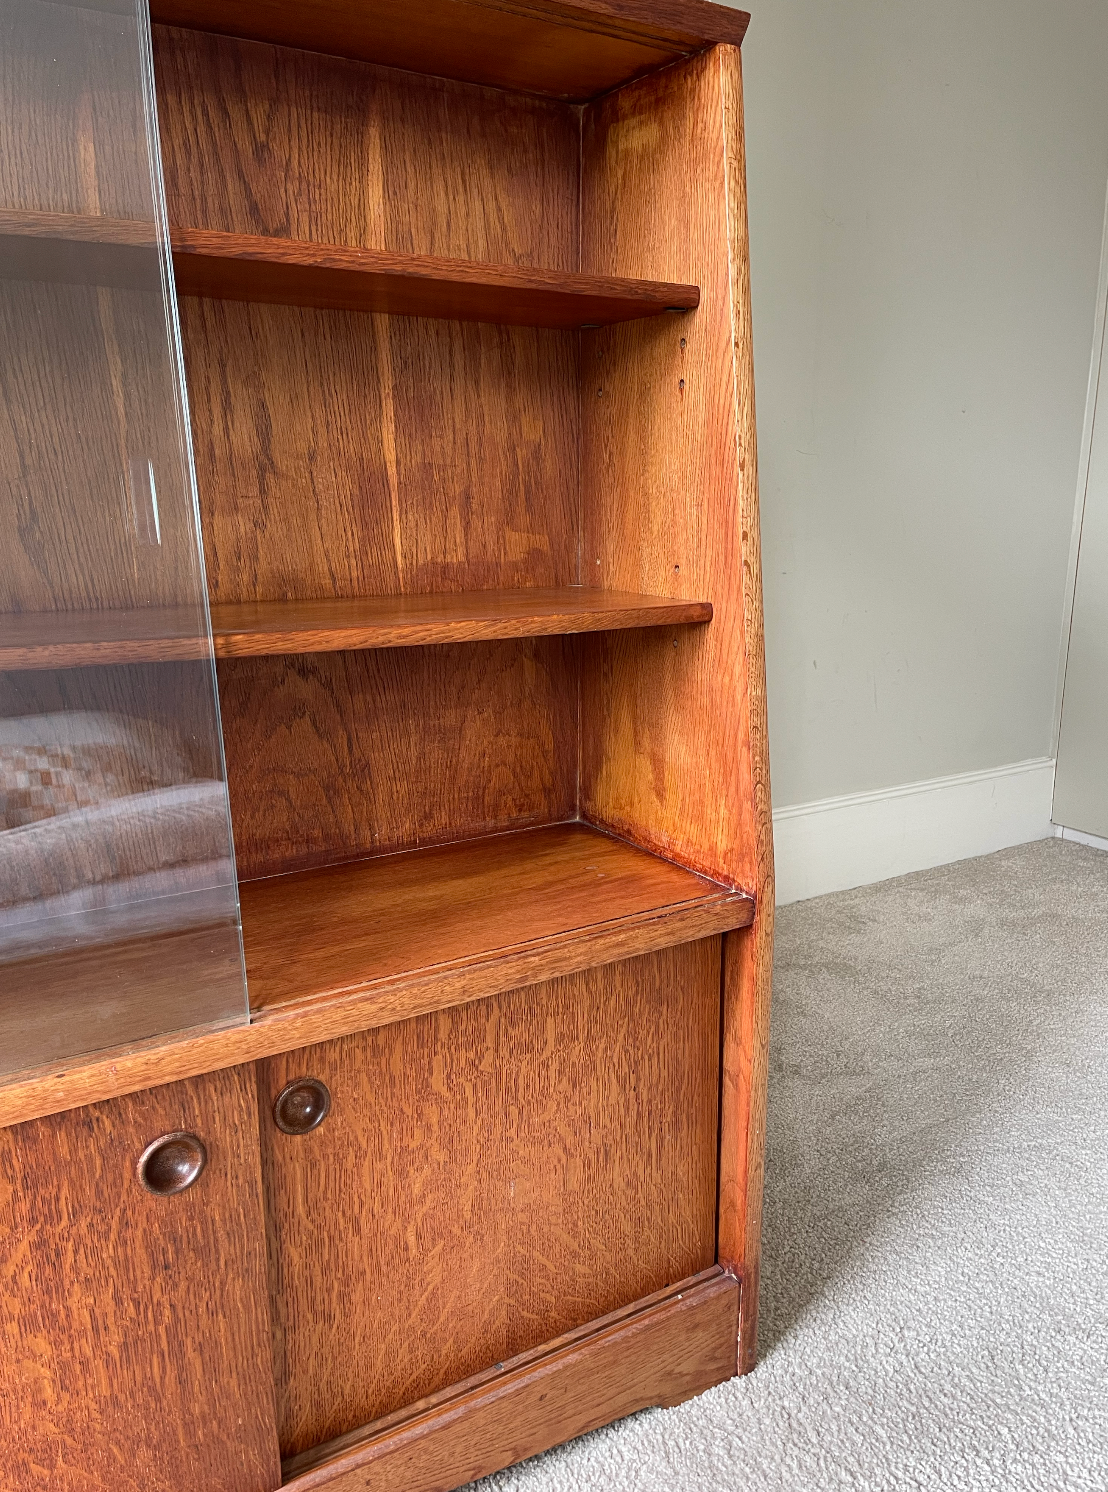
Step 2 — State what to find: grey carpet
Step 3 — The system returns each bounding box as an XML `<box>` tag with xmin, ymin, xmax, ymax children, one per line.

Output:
<box><xmin>471</xmin><ymin>838</ymin><xmax>1108</xmax><ymax>1491</ymax></box>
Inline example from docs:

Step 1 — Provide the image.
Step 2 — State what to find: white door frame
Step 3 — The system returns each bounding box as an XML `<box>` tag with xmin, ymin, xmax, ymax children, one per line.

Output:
<box><xmin>1052</xmin><ymin>177</ymin><xmax>1108</xmax><ymax>772</ymax></box>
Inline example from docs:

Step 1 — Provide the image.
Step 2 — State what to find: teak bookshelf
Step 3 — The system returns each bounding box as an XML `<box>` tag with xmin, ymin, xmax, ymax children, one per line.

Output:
<box><xmin>0</xmin><ymin>1</ymin><xmax>773</xmax><ymax>1489</ymax></box>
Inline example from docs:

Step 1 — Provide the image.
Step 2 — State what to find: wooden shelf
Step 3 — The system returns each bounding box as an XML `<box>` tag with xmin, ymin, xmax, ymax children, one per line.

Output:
<box><xmin>1</xmin><ymin>211</ymin><xmax>700</xmax><ymax>327</ymax></box>
<box><xmin>168</xmin><ymin>228</ymin><xmax>700</xmax><ymax>328</ymax></box>
<box><xmin>239</xmin><ymin>822</ymin><xmax>754</xmax><ymax>1018</ymax></box>
<box><xmin>209</xmin><ymin>590</ymin><xmax>711</xmax><ymax>655</ymax></box>
<box><xmin>0</xmin><ymin>606</ymin><xmax>210</xmax><ymax>670</ymax></box>
<box><xmin>149</xmin><ymin>0</ymin><xmax>750</xmax><ymax>102</ymax></box>
<box><xmin>0</xmin><ymin>209</ymin><xmax>157</xmax><ymax>290</ymax></box>
<box><xmin>0</xmin><ymin>590</ymin><xmax>711</xmax><ymax>670</ymax></box>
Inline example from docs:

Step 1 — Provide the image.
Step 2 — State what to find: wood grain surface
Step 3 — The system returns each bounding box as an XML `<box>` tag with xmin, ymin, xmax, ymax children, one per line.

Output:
<box><xmin>713</xmin><ymin>47</ymin><xmax>776</xmax><ymax>1373</ymax></box>
<box><xmin>578</xmin><ymin>44</ymin><xmax>774</xmax><ymax>1367</ymax></box>
<box><xmin>258</xmin><ymin>940</ymin><xmax>722</xmax><ymax>1453</ymax></box>
<box><xmin>239</xmin><ymin>821</ymin><xmax>749</xmax><ymax>1012</ymax></box>
<box><xmin>179</xmin><ymin>297</ymin><xmax>579</xmax><ymax>605</ymax></box>
<box><xmin>0</xmin><ymin>924</ymin><xmax>246</xmax><ymax>1084</ymax></box>
<box><xmin>150</xmin><ymin>0</ymin><xmax>750</xmax><ymax>101</ymax></box>
<box><xmin>154</xmin><ymin>27</ymin><xmax>580</xmax><ymax>269</ymax></box>
<box><xmin>217</xmin><ymin>640</ymin><xmax>577</xmax><ymax>878</ymax></box>
<box><xmin>0</xmin><ymin>604</ymin><xmax>210</xmax><ymax>669</ymax></box>
<box><xmin>157</xmin><ymin>28</ymin><xmax>582</xmax><ymax>602</ymax></box>
<box><xmin>211</xmin><ymin>590</ymin><xmax>710</xmax><ymax>654</ymax></box>
<box><xmin>170</xmin><ymin>228</ymin><xmax>698</xmax><ymax>328</ymax></box>
<box><xmin>0</xmin><ymin>592</ymin><xmax>708</xmax><ymax>669</ymax></box>
<box><xmin>0</xmin><ymin>4</ymin><xmax>154</xmax><ymax>220</ymax></box>
<box><xmin>0</xmin><ymin>868</ymin><xmax>751</xmax><ymax>1134</ymax></box>
<box><xmin>281</xmin><ymin>1269</ymin><xmax>739</xmax><ymax>1490</ymax></box>
<box><xmin>0</xmin><ymin>1065</ymin><xmax>280</xmax><ymax>1492</ymax></box>
<box><xmin>0</xmin><ymin>208</ymin><xmax>156</xmax><ymax>290</ymax></box>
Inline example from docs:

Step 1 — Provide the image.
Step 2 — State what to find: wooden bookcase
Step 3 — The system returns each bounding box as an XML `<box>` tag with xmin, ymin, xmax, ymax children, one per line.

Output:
<box><xmin>0</xmin><ymin>1</ymin><xmax>773</xmax><ymax>1488</ymax></box>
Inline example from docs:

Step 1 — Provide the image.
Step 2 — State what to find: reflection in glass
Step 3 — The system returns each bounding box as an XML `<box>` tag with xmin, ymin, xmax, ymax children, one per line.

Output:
<box><xmin>0</xmin><ymin>0</ymin><xmax>247</xmax><ymax>1076</ymax></box>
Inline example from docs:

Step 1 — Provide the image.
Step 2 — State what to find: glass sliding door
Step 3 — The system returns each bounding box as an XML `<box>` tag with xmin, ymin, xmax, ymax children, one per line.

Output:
<box><xmin>0</xmin><ymin>0</ymin><xmax>247</xmax><ymax>1075</ymax></box>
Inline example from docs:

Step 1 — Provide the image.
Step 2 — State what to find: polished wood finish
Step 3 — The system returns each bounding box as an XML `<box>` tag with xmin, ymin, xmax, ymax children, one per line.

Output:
<box><xmin>212</xmin><ymin>590</ymin><xmax>708</xmax><ymax>654</ymax></box>
<box><xmin>713</xmin><ymin>48</ymin><xmax>776</xmax><ymax>1373</ymax></box>
<box><xmin>154</xmin><ymin>27</ymin><xmax>581</xmax><ymax>269</ymax></box>
<box><xmin>240</xmin><ymin>822</ymin><xmax>750</xmax><ymax>1014</ymax></box>
<box><xmin>0</xmin><ymin>591</ymin><xmax>709</xmax><ymax>669</ymax></box>
<box><xmin>219</xmin><ymin>640</ymin><xmax>578</xmax><ymax>878</ymax></box>
<box><xmin>151</xmin><ymin>0</ymin><xmax>749</xmax><ymax>100</ymax></box>
<box><xmin>0</xmin><ymin>605</ymin><xmax>209</xmax><ymax>668</ymax></box>
<box><xmin>1</xmin><ymin>210</ymin><xmax>698</xmax><ymax>326</ymax></box>
<box><xmin>0</xmin><ymin>897</ymin><xmax>751</xmax><ymax>1133</ymax></box>
<box><xmin>171</xmin><ymin>228</ymin><xmax>698</xmax><ymax>328</ymax></box>
<box><xmin>156</xmin><ymin>27</ymin><xmax>582</xmax><ymax>604</ymax></box>
<box><xmin>0</xmin><ymin>1066</ymin><xmax>280</xmax><ymax>1492</ymax></box>
<box><xmin>259</xmin><ymin>942</ymin><xmax>722</xmax><ymax>1453</ymax></box>
<box><xmin>181</xmin><ymin>301</ymin><xmax>579</xmax><ymax>603</ymax></box>
<box><xmin>0</xmin><ymin>208</ymin><xmax>155</xmax><ymax>289</ymax></box>
<box><xmin>577</xmin><ymin>44</ymin><xmax>774</xmax><ymax>1366</ymax></box>
<box><xmin>3</xmin><ymin>7</ymin><xmax>773</xmax><ymax>1483</ymax></box>
<box><xmin>281</xmin><ymin>1269</ymin><xmax>740</xmax><ymax>1490</ymax></box>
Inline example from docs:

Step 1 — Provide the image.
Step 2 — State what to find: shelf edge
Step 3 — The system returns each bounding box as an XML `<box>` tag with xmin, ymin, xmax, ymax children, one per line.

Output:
<box><xmin>0</xmin><ymin>891</ymin><xmax>752</xmax><ymax>1130</ymax></box>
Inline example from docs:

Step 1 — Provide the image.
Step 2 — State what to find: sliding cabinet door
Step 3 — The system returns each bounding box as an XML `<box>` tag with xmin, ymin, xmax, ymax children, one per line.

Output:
<box><xmin>0</xmin><ymin>0</ymin><xmax>246</xmax><ymax>1076</ymax></box>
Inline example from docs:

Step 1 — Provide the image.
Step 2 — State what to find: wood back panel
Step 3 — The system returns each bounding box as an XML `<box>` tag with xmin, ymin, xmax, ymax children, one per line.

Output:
<box><xmin>178</xmin><ymin>298</ymin><xmax>579</xmax><ymax>604</ymax></box>
<box><xmin>0</xmin><ymin>1064</ymin><xmax>280</xmax><ymax>1492</ymax></box>
<box><xmin>153</xmin><ymin>28</ymin><xmax>585</xmax><ymax>874</ymax></box>
<box><xmin>257</xmin><ymin>938</ymin><xmax>721</xmax><ymax>1457</ymax></box>
<box><xmin>219</xmin><ymin>640</ymin><xmax>578</xmax><ymax>879</ymax></box>
<box><xmin>0</xmin><ymin>10</ymin><xmax>214</xmax><ymax>618</ymax></box>
<box><xmin>0</xmin><ymin>2</ymin><xmax>153</xmax><ymax>219</ymax></box>
<box><xmin>153</xmin><ymin>26</ymin><xmax>580</xmax><ymax>269</ymax></box>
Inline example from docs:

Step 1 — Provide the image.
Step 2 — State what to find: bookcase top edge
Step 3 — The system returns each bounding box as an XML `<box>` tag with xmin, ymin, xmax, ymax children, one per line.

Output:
<box><xmin>149</xmin><ymin>0</ymin><xmax>751</xmax><ymax>102</ymax></box>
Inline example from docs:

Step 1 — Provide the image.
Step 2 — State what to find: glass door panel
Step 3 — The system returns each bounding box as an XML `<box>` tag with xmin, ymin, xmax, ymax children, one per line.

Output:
<box><xmin>0</xmin><ymin>0</ymin><xmax>247</xmax><ymax>1076</ymax></box>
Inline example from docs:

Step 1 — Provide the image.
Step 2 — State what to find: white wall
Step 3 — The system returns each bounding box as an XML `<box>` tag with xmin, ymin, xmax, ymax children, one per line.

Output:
<box><xmin>725</xmin><ymin>0</ymin><xmax>1108</xmax><ymax>895</ymax></box>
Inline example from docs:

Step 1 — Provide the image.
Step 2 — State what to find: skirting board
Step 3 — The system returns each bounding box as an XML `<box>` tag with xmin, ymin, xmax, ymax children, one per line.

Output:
<box><xmin>1055</xmin><ymin>824</ymin><xmax>1108</xmax><ymax>852</ymax></box>
<box><xmin>773</xmin><ymin>758</ymin><xmax>1056</xmax><ymax>905</ymax></box>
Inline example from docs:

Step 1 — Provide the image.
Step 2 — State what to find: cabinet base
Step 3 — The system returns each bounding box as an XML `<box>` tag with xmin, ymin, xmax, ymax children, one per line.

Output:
<box><xmin>281</xmin><ymin>1267</ymin><xmax>740</xmax><ymax>1492</ymax></box>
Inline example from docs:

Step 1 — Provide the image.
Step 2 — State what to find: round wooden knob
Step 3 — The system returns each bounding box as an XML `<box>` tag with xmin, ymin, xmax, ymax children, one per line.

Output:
<box><xmin>273</xmin><ymin>1077</ymin><xmax>331</xmax><ymax>1135</ymax></box>
<box><xmin>137</xmin><ymin>1132</ymin><xmax>207</xmax><ymax>1196</ymax></box>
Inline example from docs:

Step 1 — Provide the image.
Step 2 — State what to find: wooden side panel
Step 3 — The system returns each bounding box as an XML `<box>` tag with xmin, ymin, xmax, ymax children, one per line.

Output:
<box><xmin>219</xmin><ymin>638</ymin><xmax>577</xmax><ymax>879</ymax></box>
<box><xmin>716</xmin><ymin>48</ymin><xmax>775</xmax><ymax>1372</ymax></box>
<box><xmin>579</xmin><ymin>46</ymin><xmax>774</xmax><ymax>1366</ymax></box>
<box><xmin>153</xmin><ymin>27</ymin><xmax>580</xmax><ymax>270</ymax></box>
<box><xmin>580</xmin><ymin>46</ymin><xmax>747</xmax><ymax>887</ymax></box>
<box><xmin>257</xmin><ymin>940</ymin><xmax>722</xmax><ymax>1458</ymax></box>
<box><xmin>0</xmin><ymin>1065</ymin><xmax>280</xmax><ymax>1492</ymax></box>
<box><xmin>282</xmin><ymin>1270</ymin><xmax>740</xmax><ymax>1492</ymax></box>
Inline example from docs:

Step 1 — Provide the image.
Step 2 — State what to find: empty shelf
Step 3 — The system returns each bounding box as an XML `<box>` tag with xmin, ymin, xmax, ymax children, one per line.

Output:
<box><xmin>1</xmin><ymin>590</ymin><xmax>711</xmax><ymax>670</ymax></box>
<box><xmin>209</xmin><ymin>590</ymin><xmax>712</xmax><ymax>656</ymax></box>
<box><xmin>0</xmin><ymin>607</ymin><xmax>210</xmax><ymax>670</ymax></box>
<box><xmin>1</xmin><ymin>211</ymin><xmax>699</xmax><ymax>327</ymax></box>
<box><xmin>240</xmin><ymin>822</ymin><xmax>754</xmax><ymax>1019</ymax></box>
<box><xmin>168</xmin><ymin>228</ymin><xmax>700</xmax><ymax>328</ymax></box>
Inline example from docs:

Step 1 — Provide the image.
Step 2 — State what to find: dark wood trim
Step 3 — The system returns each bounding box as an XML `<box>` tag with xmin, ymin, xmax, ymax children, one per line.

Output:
<box><xmin>281</xmin><ymin>1268</ymin><xmax>740</xmax><ymax>1489</ymax></box>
